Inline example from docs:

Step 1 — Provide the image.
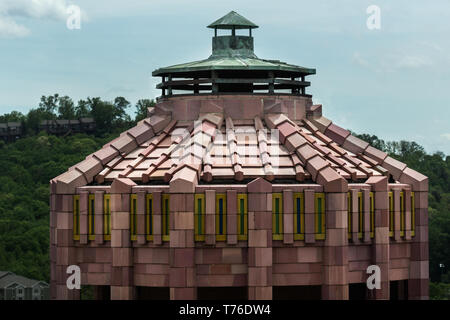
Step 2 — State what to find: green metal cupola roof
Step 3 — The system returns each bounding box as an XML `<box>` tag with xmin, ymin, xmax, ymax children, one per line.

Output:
<box><xmin>207</xmin><ymin>10</ymin><xmax>259</xmax><ymax>29</ymax></box>
<box><xmin>153</xmin><ymin>11</ymin><xmax>316</xmax><ymax>97</ymax></box>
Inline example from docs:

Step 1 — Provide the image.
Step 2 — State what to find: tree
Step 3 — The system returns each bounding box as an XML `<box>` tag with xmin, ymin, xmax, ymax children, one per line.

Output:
<box><xmin>57</xmin><ymin>96</ymin><xmax>76</xmax><ymax>119</ymax></box>
<box><xmin>38</xmin><ymin>94</ymin><xmax>59</xmax><ymax>116</ymax></box>
<box><xmin>0</xmin><ymin>111</ymin><xmax>26</xmax><ymax>123</ymax></box>
<box><xmin>25</xmin><ymin>108</ymin><xmax>53</xmax><ymax>134</ymax></box>
<box><xmin>87</xmin><ymin>97</ymin><xmax>115</xmax><ymax>134</ymax></box>
<box><xmin>135</xmin><ymin>99</ymin><xmax>155</xmax><ymax>122</ymax></box>
<box><xmin>75</xmin><ymin>99</ymin><xmax>91</xmax><ymax>118</ymax></box>
<box><xmin>113</xmin><ymin>97</ymin><xmax>132</xmax><ymax>126</ymax></box>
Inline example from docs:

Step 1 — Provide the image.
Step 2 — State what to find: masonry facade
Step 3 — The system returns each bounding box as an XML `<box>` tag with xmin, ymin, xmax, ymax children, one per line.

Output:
<box><xmin>50</xmin><ymin>12</ymin><xmax>429</xmax><ymax>300</ymax></box>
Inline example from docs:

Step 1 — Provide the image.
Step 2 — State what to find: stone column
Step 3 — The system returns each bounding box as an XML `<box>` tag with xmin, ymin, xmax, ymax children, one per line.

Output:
<box><xmin>137</xmin><ymin>191</ymin><xmax>147</xmax><ymax>245</ymax></box>
<box><xmin>227</xmin><ymin>190</ymin><xmax>238</xmax><ymax>245</ymax></box>
<box><xmin>366</xmin><ymin>176</ymin><xmax>389</xmax><ymax>300</ymax></box>
<box><xmin>398</xmin><ymin>167</ymin><xmax>429</xmax><ymax>299</ymax></box>
<box><xmin>393</xmin><ymin>190</ymin><xmax>401</xmax><ymax>241</ymax></box>
<box><xmin>205</xmin><ymin>190</ymin><xmax>216</xmax><ymax>245</ymax></box>
<box><xmin>52</xmin><ymin>193</ymin><xmax>80</xmax><ymax>300</ymax></box>
<box><xmin>110</xmin><ymin>178</ymin><xmax>136</xmax><ymax>300</ymax></box>
<box><xmin>247</xmin><ymin>178</ymin><xmax>272</xmax><ymax>300</ymax></box>
<box><xmin>322</xmin><ymin>191</ymin><xmax>349</xmax><ymax>299</ymax></box>
<box><xmin>169</xmin><ymin>166</ymin><xmax>198</xmax><ymax>300</ymax></box>
<box><xmin>408</xmin><ymin>189</ymin><xmax>429</xmax><ymax>299</ymax></box>
<box><xmin>304</xmin><ymin>190</ymin><xmax>316</xmax><ymax>244</ymax></box>
<box><xmin>283</xmin><ymin>189</ymin><xmax>294</xmax><ymax>245</ymax></box>
<box><xmin>350</xmin><ymin>189</ymin><xmax>360</xmax><ymax>244</ymax></box>
<box><xmin>94</xmin><ymin>190</ymin><xmax>105</xmax><ymax>245</ymax></box>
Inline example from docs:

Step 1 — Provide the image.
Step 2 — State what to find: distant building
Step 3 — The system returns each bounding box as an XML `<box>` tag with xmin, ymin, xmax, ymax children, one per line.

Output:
<box><xmin>39</xmin><ymin>118</ymin><xmax>96</xmax><ymax>135</ymax></box>
<box><xmin>0</xmin><ymin>271</ymin><xmax>49</xmax><ymax>300</ymax></box>
<box><xmin>0</xmin><ymin>122</ymin><xmax>22</xmax><ymax>142</ymax></box>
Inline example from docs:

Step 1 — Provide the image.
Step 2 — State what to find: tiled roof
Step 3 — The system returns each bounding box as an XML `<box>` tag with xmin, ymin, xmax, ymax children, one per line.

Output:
<box><xmin>51</xmin><ymin>100</ymin><xmax>428</xmax><ymax>193</ymax></box>
<box><xmin>94</xmin><ymin>115</ymin><xmax>386</xmax><ymax>184</ymax></box>
<box><xmin>0</xmin><ymin>272</ymin><xmax>46</xmax><ymax>288</ymax></box>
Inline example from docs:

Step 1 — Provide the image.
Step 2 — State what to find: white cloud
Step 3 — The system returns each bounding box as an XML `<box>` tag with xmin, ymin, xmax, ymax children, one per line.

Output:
<box><xmin>352</xmin><ymin>51</ymin><xmax>433</xmax><ymax>73</ymax></box>
<box><xmin>352</xmin><ymin>52</ymin><xmax>370</xmax><ymax>67</ymax></box>
<box><xmin>441</xmin><ymin>133</ymin><xmax>450</xmax><ymax>141</ymax></box>
<box><xmin>1</xmin><ymin>0</ymin><xmax>69</xmax><ymax>20</ymax></box>
<box><xmin>0</xmin><ymin>16</ymin><xmax>30</xmax><ymax>38</ymax></box>
<box><xmin>396</xmin><ymin>55</ymin><xmax>433</xmax><ymax>69</ymax></box>
<box><xmin>0</xmin><ymin>0</ymin><xmax>78</xmax><ymax>38</ymax></box>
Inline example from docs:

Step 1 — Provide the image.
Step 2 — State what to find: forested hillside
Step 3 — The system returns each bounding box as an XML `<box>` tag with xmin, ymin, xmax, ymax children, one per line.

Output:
<box><xmin>0</xmin><ymin>95</ymin><xmax>448</xmax><ymax>298</ymax></box>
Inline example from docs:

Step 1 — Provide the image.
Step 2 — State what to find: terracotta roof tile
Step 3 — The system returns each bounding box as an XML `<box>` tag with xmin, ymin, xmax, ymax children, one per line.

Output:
<box><xmin>93</xmin><ymin>146</ymin><xmax>119</xmax><ymax>165</ymax></box>
<box><xmin>63</xmin><ymin>101</ymin><xmax>414</xmax><ymax>186</ymax></box>
<box><xmin>146</xmin><ymin>114</ymin><xmax>172</xmax><ymax>133</ymax></box>
<box><xmin>296</xmin><ymin>143</ymin><xmax>318</xmax><ymax>163</ymax></box>
<box><xmin>364</xmin><ymin>145</ymin><xmax>388</xmax><ymax>163</ymax></box>
<box><xmin>311</xmin><ymin>116</ymin><xmax>332</xmax><ymax>133</ymax></box>
<box><xmin>127</xmin><ymin>122</ymin><xmax>154</xmax><ymax>145</ymax></box>
<box><xmin>110</xmin><ymin>133</ymin><xmax>138</xmax><ymax>154</ymax></box>
<box><xmin>324</xmin><ymin>123</ymin><xmax>350</xmax><ymax>145</ymax></box>
<box><xmin>277</xmin><ymin>121</ymin><xmax>297</xmax><ymax>143</ymax></box>
<box><xmin>382</xmin><ymin>156</ymin><xmax>407</xmax><ymax>180</ymax></box>
<box><xmin>342</xmin><ymin>135</ymin><xmax>369</xmax><ymax>155</ymax></box>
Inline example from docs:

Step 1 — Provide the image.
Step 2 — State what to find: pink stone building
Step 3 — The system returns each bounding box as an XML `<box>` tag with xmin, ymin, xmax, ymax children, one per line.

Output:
<box><xmin>50</xmin><ymin>11</ymin><xmax>429</xmax><ymax>300</ymax></box>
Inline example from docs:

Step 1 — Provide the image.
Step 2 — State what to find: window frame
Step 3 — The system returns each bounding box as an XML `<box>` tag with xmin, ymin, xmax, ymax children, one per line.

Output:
<box><xmin>103</xmin><ymin>194</ymin><xmax>111</xmax><ymax>241</ymax></box>
<box><xmin>146</xmin><ymin>194</ymin><xmax>153</xmax><ymax>241</ymax></box>
<box><xmin>237</xmin><ymin>193</ymin><xmax>248</xmax><ymax>241</ymax></box>
<box><xmin>272</xmin><ymin>193</ymin><xmax>283</xmax><ymax>240</ymax></box>
<box><xmin>293</xmin><ymin>192</ymin><xmax>305</xmax><ymax>240</ymax></box>
<box><xmin>315</xmin><ymin>193</ymin><xmax>326</xmax><ymax>240</ymax></box>
<box><xmin>88</xmin><ymin>194</ymin><xmax>95</xmax><ymax>241</ymax></box>
<box><xmin>130</xmin><ymin>194</ymin><xmax>138</xmax><ymax>241</ymax></box>
<box><xmin>162</xmin><ymin>194</ymin><xmax>170</xmax><ymax>241</ymax></box>
<box><xmin>194</xmin><ymin>194</ymin><xmax>205</xmax><ymax>241</ymax></box>
<box><xmin>73</xmin><ymin>195</ymin><xmax>80</xmax><ymax>240</ymax></box>
<box><xmin>215</xmin><ymin>193</ymin><xmax>227</xmax><ymax>241</ymax></box>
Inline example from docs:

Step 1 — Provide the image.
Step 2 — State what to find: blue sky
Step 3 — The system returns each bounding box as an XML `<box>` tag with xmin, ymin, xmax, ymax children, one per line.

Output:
<box><xmin>0</xmin><ymin>0</ymin><xmax>449</xmax><ymax>154</ymax></box>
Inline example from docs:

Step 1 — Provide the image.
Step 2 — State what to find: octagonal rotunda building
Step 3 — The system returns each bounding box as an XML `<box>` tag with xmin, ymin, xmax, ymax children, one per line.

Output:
<box><xmin>50</xmin><ymin>11</ymin><xmax>429</xmax><ymax>300</ymax></box>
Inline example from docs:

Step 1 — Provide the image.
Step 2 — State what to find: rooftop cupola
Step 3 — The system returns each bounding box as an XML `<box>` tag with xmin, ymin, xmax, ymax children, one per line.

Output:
<box><xmin>153</xmin><ymin>11</ymin><xmax>316</xmax><ymax>97</ymax></box>
<box><xmin>208</xmin><ymin>11</ymin><xmax>258</xmax><ymax>58</ymax></box>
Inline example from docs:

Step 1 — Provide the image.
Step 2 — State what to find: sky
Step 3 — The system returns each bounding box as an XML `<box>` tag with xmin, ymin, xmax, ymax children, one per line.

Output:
<box><xmin>0</xmin><ymin>0</ymin><xmax>449</xmax><ymax>154</ymax></box>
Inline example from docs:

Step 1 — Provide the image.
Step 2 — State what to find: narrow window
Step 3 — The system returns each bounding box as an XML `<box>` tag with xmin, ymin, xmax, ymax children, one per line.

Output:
<box><xmin>370</xmin><ymin>192</ymin><xmax>375</xmax><ymax>239</ymax></box>
<box><xmin>411</xmin><ymin>192</ymin><xmax>415</xmax><ymax>237</ymax></box>
<box><xmin>73</xmin><ymin>195</ymin><xmax>80</xmax><ymax>240</ymax></box>
<box><xmin>104</xmin><ymin>195</ymin><xmax>111</xmax><ymax>241</ymax></box>
<box><xmin>293</xmin><ymin>193</ymin><xmax>305</xmax><ymax>240</ymax></box>
<box><xmin>162</xmin><ymin>194</ymin><xmax>170</xmax><ymax>241</ymax></box>
<box><xmin>315</xmin><ymin>193</ymin><xmax>326</xmax><ymax>240</ymax></box>
<box><xmin>130</xmin><ymin>194</ymin><xmax>137</xmax><ymax>241</ymax></box>
<box><xmin>358</xmin><ymin>192</ymin><xmax>363</xmax><ymax>239</ymax></box>
<box><xmin>272</xmin><ymin>193</ymin><xmax>283</xmax><ymax>240</ymax></box>
<box><xmin>389</xmin><ymin>192</ymin><xmax>394</xmax><ymax>237</ymax></box>
<box><xmin>195</xmin><ymin>194</ymin><xmax>205</xmax><ymax>241</ymax></box>
<box><xmin>215</xmin><ymin>194</ymin><xmax>227</xmax><ymax>241</ymax></box>
<box><xmin>88</xmin><ymin>194</ymin><xmax>95</xmax><ymax>240</ymax></box>
<box><xmin>146</xmin><ymin>194</ymin><xmax>153</xmax><ymax>241</ymax></box>
<box><xmin>237</xmin><ymin>194</ymin><xmax>248</xmax><ymax>241</ymax></box>
<box><xmin>347</xmin><ymin>192</ymin><xmax>352</xmax><ymax>239</ymax></box>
